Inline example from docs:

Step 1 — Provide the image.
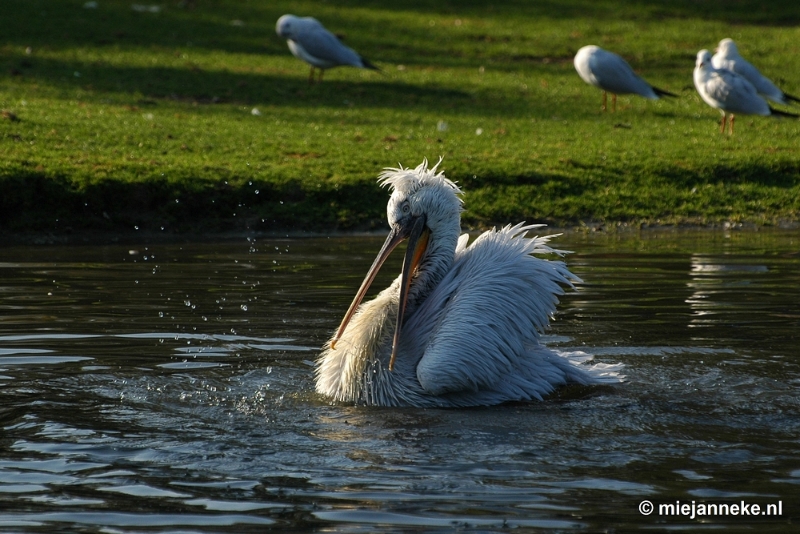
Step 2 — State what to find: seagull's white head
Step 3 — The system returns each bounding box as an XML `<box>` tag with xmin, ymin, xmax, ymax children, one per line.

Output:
<box><xmin>696</xmin><ymin>49</ymin><xmax>713</xmax><ymax>70</ymax></box>
<box><xmin>330</xmin><ymin>160</ymin><xmax>463</xmax><ymax>370</ymax></box>
<box><xmin>276</xmin><ymin>14</ymin><xmax>299</xmax><ymax>39</ymax></box>
<box><xmin>716</xmin><ymin>38</ymin><xmax>738</xmax><ymax>57</ymax></box>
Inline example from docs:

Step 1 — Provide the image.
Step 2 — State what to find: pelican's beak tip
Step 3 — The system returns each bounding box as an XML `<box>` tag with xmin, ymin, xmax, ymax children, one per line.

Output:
<box><xmin>330</xmin><ymin>339</ymin><xmax>338</xmax><ymax>350</ymax></box>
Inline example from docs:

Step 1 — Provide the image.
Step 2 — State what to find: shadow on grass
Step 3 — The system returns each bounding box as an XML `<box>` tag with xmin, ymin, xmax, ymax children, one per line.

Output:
<box><xmin>461</xmin><ymin>159</ymin><xmax>800</xmax><ymax>226</ymax></box>
<box><xmin>4</xmin><ymin>160</ymin><xmax>797</xmax><ymax>233</ymax></box>
<box><xmin>0</xmin><ymin>169</ymin><xmax>389</xmax><ymax>234</ymax></box>
<box><xmin>6</xmin><ymin>0</ymin><xmax>285</xmax><ymax>57</ymax></box>
<box><xmin>7</xmin><ymin>0</ymin><xmax>800</xmax><ymax>60</ymax></box>
<box><xmin>7</xmin><ymin>0</ymin><xmax>798</xmax><ymax>81</ymax></box>
<box><xmin>324</xmin><ymin>0</ymin><xmax>800</xmax><ymax>26</ymax></box>
<box><xmin>654</xmin><ymin>161</ymin><xmax>800</xmax><ymax>189</ymax></box>
<box><xmin>4</xmin><ymin>53</ymin><xmax>491</xmax><ymax>112</ymax></box>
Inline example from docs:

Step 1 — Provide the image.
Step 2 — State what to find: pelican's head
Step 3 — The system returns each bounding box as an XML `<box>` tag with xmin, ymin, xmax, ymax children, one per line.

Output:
<box><xmin>695</xmin><ymin>49</ymin><xmax>713</xmax><ymax>70</ymax></box>
<box><xmin>330</xmin><ymin>160</ymin><xmax>463</xmax><ymax>370</ymax></box>
<box><xmin>276</xmin><ymin>14</ymin><xmax>298</xmax><ymax>39</ymax></box>
<box><xmin>381</xmin><ymin>159</ymin><xmax>463</xmax><ymax>242</ymax></box>
<box><xmin>716</xmin><ymin>38</ymin><xmax>738</xmax><ymax>57</ymax></box>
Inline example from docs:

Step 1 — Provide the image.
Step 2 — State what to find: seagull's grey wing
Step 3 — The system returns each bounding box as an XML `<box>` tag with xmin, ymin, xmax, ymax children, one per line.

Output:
<box><xmin>406</xmin><ymin>224</ymin><xmax>581</xmax><ymax>401</ymax></box>
<box><xmin>592</xmin><ymin>51</ymin><xmax>658</xmax><ymax>98</ymax></box>
<box><xmin>728</xmin><ymin>58</ymin><xmax>785</xmax><ymax>103</ymax></box>
<box><xmin>707</xmin><ymin>70</ymin><xmax>770</xmax><ymax>115</ymax></box>
<box><xmin>294</xmin><ymin>24</ymin><xmax>362</xmax><ymax>67</ymax></box>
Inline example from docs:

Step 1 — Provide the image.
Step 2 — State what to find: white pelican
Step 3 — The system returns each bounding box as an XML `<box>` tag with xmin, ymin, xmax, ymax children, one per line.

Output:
<box><xmin>712</xmin><ymin>38</ymin><xmax>799</xmax><ymax>106</ymax></box>
<box><xmin>315</xmin><ymin>160</ymin><xmax>622</xmax><ymax>407</ymax></box>
<box><xmin>693</xmin><ymin>49</ymin><xmax>798</xmax><ymax>134</ymax></box>
<box><xmin>573</xmin><ymin>45</ymin><xmax>676</xmax><ymax>112</ymax></box>
<box><xmin>275</xmin><ymin>14</ymin><xmax>379</xmax><ymax>83</ymax></box>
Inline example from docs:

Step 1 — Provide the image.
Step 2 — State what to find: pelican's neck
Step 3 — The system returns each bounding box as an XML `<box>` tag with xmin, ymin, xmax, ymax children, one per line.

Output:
<box><xmin>405</xmin><ymin>220</ymin><xmax>460</xmax><ymax>312</ymax></box>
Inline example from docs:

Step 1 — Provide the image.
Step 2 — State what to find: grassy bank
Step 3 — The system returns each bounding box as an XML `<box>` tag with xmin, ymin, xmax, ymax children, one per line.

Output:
<box><xmin>2</xmin><ymin>0</ymin><xmax>800</xmax><ymax>234</ymax></box>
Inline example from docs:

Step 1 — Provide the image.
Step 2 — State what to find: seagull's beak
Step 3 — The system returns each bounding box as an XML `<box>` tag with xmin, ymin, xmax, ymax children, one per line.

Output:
<box><xmin>330</xmin><ymin>214</ymin><xmax>429</xmax><ymax>372</ymax></box>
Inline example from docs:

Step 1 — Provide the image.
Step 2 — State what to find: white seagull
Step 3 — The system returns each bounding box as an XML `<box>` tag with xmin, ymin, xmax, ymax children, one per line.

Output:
<box><xmin>693</xmin><ymin>49</ymin><xmax>797</xmax><ymax>134</ymax></box>
<box><xmin>712</xmin><ymin>38</ymin><xmax>799</xmax><ymax>106</ymax></box>
<box><xmin>315</xmin><ymin>160</ymin><xmax>623</xmax><ymax>408</ymax></box>
<box><xmin>275</xmin><ymin>14</ymin><xmax>379</xmax><ymax>83</ymax></box>
<box><xmin>574</xmin><ymin>45</ymin><xmax>676</xmax><ymax>111</ymax></box>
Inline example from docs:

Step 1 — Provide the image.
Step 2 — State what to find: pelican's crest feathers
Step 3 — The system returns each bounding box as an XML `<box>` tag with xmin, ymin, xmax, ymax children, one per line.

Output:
<box><xmin>378</xmin><ymin>159</ymin><xmax>463</xmax><ymax>202</ymax></box>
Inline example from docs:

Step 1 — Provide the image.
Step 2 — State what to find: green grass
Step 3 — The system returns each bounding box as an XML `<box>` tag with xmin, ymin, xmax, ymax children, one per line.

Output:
<box><xmin>1</xmin><ymin>0</ymin><xmax>800</xmax><ymax>233</ymax></box>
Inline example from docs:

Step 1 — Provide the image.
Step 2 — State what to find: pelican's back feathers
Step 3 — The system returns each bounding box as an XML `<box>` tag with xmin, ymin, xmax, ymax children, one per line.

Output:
<box><xmin>401</xmin><ymin>224</ymin><xmax>618</xmax><ymax>405</ymax></box>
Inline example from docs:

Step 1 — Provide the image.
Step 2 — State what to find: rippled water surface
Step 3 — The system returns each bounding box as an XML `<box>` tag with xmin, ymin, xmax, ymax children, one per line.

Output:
<box><xmin>1</xmin><ymin>229</ymin><xmax>798</xmax><ymax>532</ymax></box>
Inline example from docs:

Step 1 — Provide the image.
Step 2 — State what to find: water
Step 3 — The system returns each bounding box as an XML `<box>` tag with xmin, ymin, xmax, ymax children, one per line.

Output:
<box><xmin>1</xmin><ymin>229</ymin><xmax>798</xmax><ymax>532</ymax></box>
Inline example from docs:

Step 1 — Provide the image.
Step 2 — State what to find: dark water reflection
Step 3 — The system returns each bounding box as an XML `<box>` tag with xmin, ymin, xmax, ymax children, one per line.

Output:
<box><xmin>1</xmin><ymin>229</ymin><xmax>798</xmax><ymax>532</ymax></box>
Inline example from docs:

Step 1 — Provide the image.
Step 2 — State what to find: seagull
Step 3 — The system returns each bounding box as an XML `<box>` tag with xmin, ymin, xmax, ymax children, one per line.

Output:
<box><xmin>275</xmin><ymin>14</ymin><xmax>379</xmax><ymax>83</ymax></box>
<box><xmin>573</xmin><ymin>45</ymin><xmax>676</xmax><ymax>111</ymax></box>
<box><xmin>693</xmin><ymin>49</ymin><xmax>798</xmax><ymax>134</ymax></box>
<box><xmin>315</xmin><ymin>160</ymin><xmax>623</xmax><ymax>407</ymax></box>
<box><xmin>712</xmin><ymin>38</ymin><xmax>800</xmax><ymax>106</ymax></box>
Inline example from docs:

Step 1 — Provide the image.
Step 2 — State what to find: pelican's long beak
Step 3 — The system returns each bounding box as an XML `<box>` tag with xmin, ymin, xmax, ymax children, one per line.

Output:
<box><xmin>330</xmin><ymin>214</ymin><xmax>429</xmax><ymax>372</ymax></box>
<box><xmin>391</xmin><ymin>216</ymin><xmax>429</xmax><ymax>370</ymax></box>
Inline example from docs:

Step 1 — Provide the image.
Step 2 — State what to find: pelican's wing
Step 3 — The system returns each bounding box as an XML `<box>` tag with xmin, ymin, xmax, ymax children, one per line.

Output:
<box><xmin>408</xmin><ymin>224</ymin><xmax>579</xmax><ymax>397</ymax></box>
<box><xmin>293</xmin><ymin>18</ymin><xmax>362</xmax><ymax>67</ymax></box>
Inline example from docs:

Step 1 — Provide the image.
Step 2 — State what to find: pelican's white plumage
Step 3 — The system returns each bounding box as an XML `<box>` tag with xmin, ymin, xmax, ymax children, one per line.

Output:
<box><xmin>316</xmin><ymin>160</ymin><xmax>622</xmax><ymax>407</ymax></box>
<box><xmin>711</xmin><ymin>38</ymin><xmax>799</xmax><ymax>106</ymax></box>
<box><xmin>276</xmin><ymin>14</ymin><xmax>378</xmax><ymax>83</ymax></box>
<box><xmin>574</xmin><ymin>45</ymin><xmax>675</xmax><ymax>111</ymax></box>
<box><xmin>693</xmin><ymin>49</ymin><xmax>796</xmax><ymax>133</ymax></box>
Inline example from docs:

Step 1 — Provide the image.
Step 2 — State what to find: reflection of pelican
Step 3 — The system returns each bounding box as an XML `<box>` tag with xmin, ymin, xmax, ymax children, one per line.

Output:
<box><xmin>316</xmin><ymin>161</ymin><xmax>622</xmax><ymax>407</ymax></box>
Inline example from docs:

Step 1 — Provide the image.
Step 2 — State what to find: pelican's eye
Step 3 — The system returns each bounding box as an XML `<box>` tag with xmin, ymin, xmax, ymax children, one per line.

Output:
<box><xmin>401</xmin><ymin>201</ymin><xmax>411</xmax><ymax>215</ymax></box>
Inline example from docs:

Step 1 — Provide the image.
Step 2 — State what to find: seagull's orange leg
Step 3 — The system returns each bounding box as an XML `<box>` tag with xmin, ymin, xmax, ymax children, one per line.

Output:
<box><xmin>719</xmin><ymin>114</ymin><xmax>726</xmax><ymax>134</ymax></box>
<box><xmin>730</xmin><ymin>114</ymin><xmax>735</xmax><ymax>135</ymax></box>
<box><xmin>308</xmin><ymin>66</ymin><xmax>315</xmax><ymax>84</ymax></box>
<box><xmin>612</xmin><ymin>93</ymin><xmax>617</xmax><ymax>112</ymax></box>
<box><xmin>601</xmin><ymin>91</ymin><xmax>607</xmax><ymax>112</ymax></box>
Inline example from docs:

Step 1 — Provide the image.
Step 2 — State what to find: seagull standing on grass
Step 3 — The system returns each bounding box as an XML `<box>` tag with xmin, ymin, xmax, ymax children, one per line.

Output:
<box><xmin>693</xmin><ymin>49</ymin><xmax>798</xmax><ymax>134</ymax></box>
<box><xmin>276</xmin><ymin>14</ymin><xmax>379</xmax><ymax>83</ymax></box>
<box><xmin>712</xmin><ymin>38</ymin><xmax>800</xmax><ymax>106</ymax></box>
<box><xmin>573</xmin><ymin>45</ymin><xmax>676</xmax><ymax>111</ymax></box>
<box><xmin>316</xmin><ymin>160</ymin><xmax>623</xmax><ymax>407</ymax></box>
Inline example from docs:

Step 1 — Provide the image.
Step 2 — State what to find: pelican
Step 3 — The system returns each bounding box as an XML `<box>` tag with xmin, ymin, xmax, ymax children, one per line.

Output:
<box><xmin>573</xmin><ymin>45</ymin><xmax>676</xmax><ymax>112</ymax></box>
<box><xmin>693</xmin><ymin>49</ymin><xmax>798</xmax><ymax>134</ymax></box>
<box><xmin>712</xmin><ymin>38</ymin><xmax>799</xmax><ymax>106</ymax></box>
<box><xmin>315</xmin><ymin>160</ymin><xmax>622</xmax><ymax>407</ymax></box>
<box><xmin>275</xmin><ymin>14</ymin><xmax>379</xmax><ymax>83</ymax></box>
